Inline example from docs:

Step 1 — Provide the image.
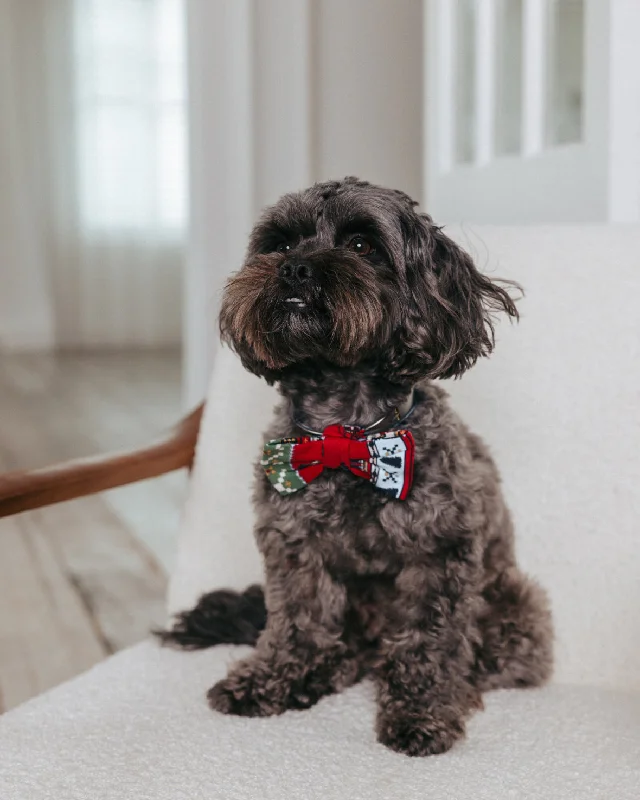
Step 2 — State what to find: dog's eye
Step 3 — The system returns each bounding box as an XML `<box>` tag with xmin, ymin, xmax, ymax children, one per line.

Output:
<box><xmin>276</xmin><ymin>242</ymin><xmax>292</xmax><ymax>254</ymax></box>
<box><xmin>347</xmin><ymin>236</ymin><xmax>373</xmax><ymax>256</ymax></box>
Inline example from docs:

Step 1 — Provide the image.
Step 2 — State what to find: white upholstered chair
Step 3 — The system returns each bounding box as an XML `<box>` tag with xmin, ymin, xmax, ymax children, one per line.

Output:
<box><xmin>1</xmin><ymin>227</ymin><xmax>639</xmax><ymax>799</ymax></box>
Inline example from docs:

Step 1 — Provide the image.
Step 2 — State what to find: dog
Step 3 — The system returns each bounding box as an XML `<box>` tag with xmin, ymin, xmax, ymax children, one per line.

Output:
<box><xmin>161</xmin><ymin>177</ymin><xmax>553</xmax><ymax>757</ymax></box>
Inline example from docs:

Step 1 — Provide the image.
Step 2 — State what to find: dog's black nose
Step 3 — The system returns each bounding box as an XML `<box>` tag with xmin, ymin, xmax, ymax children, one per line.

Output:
<box><xmin>279</xmin><ymin>261</ymin><xmax>313</xmax><ymax>284</ymax></box>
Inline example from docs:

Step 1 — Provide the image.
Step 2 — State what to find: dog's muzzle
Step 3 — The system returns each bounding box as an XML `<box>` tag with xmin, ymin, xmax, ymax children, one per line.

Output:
<box><xmin>279</xmin><ymin>260</ymin><xmax>316</xmax><ymax>310</ymax></box>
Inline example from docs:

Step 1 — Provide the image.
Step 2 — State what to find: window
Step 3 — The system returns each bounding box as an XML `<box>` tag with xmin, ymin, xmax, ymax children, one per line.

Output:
<box><xmin>74</xmin><ymin>0</ymin><xmax>187</xmax><ymax>234</ymax></box>
<box><xmin>494</xmin><ymin>0</ymin><xmax>524</xmax><ymax>156</ymax></box>
<box><xmin>545</xmin><ymin>0</ymin><xmax>585</xmax><ymax>146</ymax></box>
<box><xmin>454</xmin><ymin>0</ymin><xmax>476</xmax><ymax>165</ymax></box>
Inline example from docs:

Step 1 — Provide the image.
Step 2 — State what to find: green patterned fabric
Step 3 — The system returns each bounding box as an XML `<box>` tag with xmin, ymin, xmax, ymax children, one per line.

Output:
<box><xmin>261</xmin><ymin>439</ymin><xmax>313</xmax><ymax>494</ymax></box>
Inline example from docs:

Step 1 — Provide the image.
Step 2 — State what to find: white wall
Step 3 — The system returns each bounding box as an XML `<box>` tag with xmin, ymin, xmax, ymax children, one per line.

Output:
<box><xmin>315</xmin><ymin>0</ymin><xmax>423</xmax><ymax>200</ymax></box>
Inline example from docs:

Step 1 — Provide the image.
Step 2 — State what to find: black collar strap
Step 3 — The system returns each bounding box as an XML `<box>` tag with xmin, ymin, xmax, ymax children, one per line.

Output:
<box><xmin>294</xmin><ymin>389</ymin><xmax>417</xmax><ymax>437</ymax></box>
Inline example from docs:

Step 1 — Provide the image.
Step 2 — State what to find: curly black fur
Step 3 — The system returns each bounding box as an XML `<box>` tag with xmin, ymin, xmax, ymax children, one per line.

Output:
<box><xmin>162</xmin><ymin>178</ymin><xmax>553</xmax><ymax>757</ymax></box>
<box><xmin>158</xmin><ymin>585</ymin><xmax>266</xmax><ymax>649</ymax></box>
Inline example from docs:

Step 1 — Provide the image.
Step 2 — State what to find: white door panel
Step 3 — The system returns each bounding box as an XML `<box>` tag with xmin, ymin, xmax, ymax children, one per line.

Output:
<box><xmin>425</xmin><ymin>0</ymin><xmax>640</xmax><ymax>224</ymax></box>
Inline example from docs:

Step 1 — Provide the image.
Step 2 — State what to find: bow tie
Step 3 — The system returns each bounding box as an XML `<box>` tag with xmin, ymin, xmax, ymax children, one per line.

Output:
<box><xmin>261</xmin><ymin>425</ymin><xmax>415</xmax><ymax>500</ymax></box>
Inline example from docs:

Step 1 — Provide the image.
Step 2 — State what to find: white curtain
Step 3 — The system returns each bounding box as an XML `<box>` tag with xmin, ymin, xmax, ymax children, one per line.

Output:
<box><xmin>0</xmin><ymin>0</ymin><xmax>186</xmax><ymax>350</ymax></box>
<box><xmin>0</xmin><ymin>0</ymin><xmax>55</xmax><ymax>350</ymax></box>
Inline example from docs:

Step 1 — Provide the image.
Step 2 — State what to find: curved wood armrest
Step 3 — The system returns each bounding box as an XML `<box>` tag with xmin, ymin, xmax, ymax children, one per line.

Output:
<box><xmin>0</xmin><ymin>403</ymin><xmax>204</xmax><ymax>519</ymax></box>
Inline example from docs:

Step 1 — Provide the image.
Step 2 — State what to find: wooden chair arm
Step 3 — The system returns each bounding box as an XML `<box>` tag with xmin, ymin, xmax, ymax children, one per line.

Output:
<box><xmin>0</xmin><ymin>403</ymin><xmax>204</xmax><ymax>519</ymax></box>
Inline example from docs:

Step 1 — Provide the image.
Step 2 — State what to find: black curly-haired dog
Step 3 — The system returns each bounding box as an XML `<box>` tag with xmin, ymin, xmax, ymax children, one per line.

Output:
<box><xmin>161</xmin><ymin>177</ymin><xmax>553</xmax><ymax>757</ymax></box>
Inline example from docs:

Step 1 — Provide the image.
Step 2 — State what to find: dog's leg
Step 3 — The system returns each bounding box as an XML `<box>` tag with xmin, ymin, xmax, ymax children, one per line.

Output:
<box><xmin>474</xmin><ymin>567</ymin><xmax>553</xmax><ymax>691</ymax></box>
<box><xmin>207</xmin><ymin>551</ymin><xmax>359</xmax><ymax>717</ymax></box>
<box><xmin>374</xmin><ymin>562</ymin><xmax>483</xmax><ymax>757</ymax></box>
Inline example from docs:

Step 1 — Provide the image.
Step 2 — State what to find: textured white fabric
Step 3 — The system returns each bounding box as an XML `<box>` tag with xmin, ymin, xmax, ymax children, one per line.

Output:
<box><xmin>444</xmin><ymin>226</ymin><xmax>640</xmax><ymax>690</ymax></box>
<box><xmin>1</xmin><ymin>640</ymin><xmax>639</xmax><ymax>800</ymax></box>
<box><xmin>168</xmin><ymin>344</ymin><xmax>275</xmax><ymax>609</ymax></box>
<box><xmin>170</xmin><ymin>225</ymin><xmax>640</xmax><ymax>691</ymax></box>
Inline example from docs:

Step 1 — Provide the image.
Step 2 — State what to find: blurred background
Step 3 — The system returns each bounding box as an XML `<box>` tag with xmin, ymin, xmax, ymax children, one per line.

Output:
<box><xmin>0</xmin><ymin>0</ymin><xmax>638</xmax><ymax>710</ymax></box>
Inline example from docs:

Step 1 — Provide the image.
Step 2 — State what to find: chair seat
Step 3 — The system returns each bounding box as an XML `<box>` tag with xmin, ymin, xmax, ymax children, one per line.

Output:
<box><xmin>0</xmin><ymin>641</ymin><xmax>638</xmax><ymax>800</ymax></box>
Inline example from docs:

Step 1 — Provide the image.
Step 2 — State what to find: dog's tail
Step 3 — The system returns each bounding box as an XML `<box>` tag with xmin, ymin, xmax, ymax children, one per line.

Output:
<box><xmin>156</xmin><ymin>585</ymin><xmax>266</xmax><ymax>650</ymax></box>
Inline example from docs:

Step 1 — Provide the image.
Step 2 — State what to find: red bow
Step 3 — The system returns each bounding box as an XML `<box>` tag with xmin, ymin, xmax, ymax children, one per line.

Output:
<box><xmin>261</xmin><ymin>425</ymin><xmax>415</xmax><ymax>500</ymax></box>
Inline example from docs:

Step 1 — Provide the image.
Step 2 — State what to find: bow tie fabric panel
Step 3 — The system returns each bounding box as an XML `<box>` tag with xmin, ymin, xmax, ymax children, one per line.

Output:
<box><xmin>261</xmin><ymin>424</ymin><xmax>415</xmax><ymax>500</ymax></box>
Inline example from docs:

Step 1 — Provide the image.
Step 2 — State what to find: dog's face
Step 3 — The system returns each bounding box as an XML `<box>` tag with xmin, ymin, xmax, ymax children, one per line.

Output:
<box><xmin>220</xmin><ymin>178</ymin><xmax>518</xmax><ymax>384</ymax></box>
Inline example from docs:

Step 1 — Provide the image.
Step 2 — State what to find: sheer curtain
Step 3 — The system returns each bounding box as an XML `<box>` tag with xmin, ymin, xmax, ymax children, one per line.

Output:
<box><xmin>0</xmin><ymin>0</ymin><xmax>55</xmax><ymax>349</ymax></box>
<box><xmin>0</xmin><ymin>0</ymin><xmax>186</xmax><ymax>350</ymax></box>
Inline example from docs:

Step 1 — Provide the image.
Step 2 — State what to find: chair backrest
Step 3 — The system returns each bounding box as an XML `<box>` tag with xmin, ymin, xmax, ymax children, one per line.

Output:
<box><xmin>170</xmin><ymin>225</ymin><xmax>640</xmax><ymax>691</ymax></box>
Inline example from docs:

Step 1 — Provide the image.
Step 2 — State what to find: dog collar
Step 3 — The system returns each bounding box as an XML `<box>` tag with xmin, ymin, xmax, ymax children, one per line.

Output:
<box><xmin>293</xmin><ymin>389</ymin><xmax>417</xmax><ymax>437</ymax></box>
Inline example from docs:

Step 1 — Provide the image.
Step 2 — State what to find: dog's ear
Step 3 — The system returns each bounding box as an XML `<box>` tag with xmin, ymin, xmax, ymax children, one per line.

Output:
<box><xmin>397</xmin><ymin>214</ymin><xmax>519</xmax><ymax>380</ymax></box>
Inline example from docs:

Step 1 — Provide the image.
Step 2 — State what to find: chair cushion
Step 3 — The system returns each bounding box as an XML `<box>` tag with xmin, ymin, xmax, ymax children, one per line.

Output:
<box><xmin>168</xmin><ymin>226</ymin><xmax>640</xmax><ymax>691</ymax></box>
<box><xmin>1</xmin><ymin>641</ymin><xmax>639</xmax><ymax>799</ymax></box>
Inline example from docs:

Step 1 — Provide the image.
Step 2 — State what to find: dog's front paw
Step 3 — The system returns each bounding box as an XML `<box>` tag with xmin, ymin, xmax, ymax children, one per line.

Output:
<box><xmin>207</xmin><ymin>675</ymin><xmax>269</xmax><ymax>717</ymax></box>
<box><xmin>207</xmin><ymin>671</ymin><xmax>286</xmax><ymax>717</ymax></box>
<box><xmin>377</xmin><ymin>714</ymin><xmax>465</xmax><ymax>757</ymax></box>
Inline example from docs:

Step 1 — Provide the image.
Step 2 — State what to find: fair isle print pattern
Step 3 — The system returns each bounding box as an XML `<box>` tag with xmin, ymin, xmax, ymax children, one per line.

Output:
<box><xmin>366</xmin><ymin>431</ymin><xmax>413</xmax><ymax>499</ymax></box>
<box><xmin>260</xmin><ymin>425</ymin><xmax>415</xmax><ymax>500</ymax></box>
<box><xmin>261</xmin><ymin>438</ymin><xmax>319</xmax><ymax>494</ymax></box>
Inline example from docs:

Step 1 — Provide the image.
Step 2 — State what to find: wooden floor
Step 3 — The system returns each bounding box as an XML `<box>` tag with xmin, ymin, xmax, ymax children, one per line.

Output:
<box><xmin>0</xmin><ymin>352</ymin><xmax>187</xmax><ymax>712</ymax></box>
